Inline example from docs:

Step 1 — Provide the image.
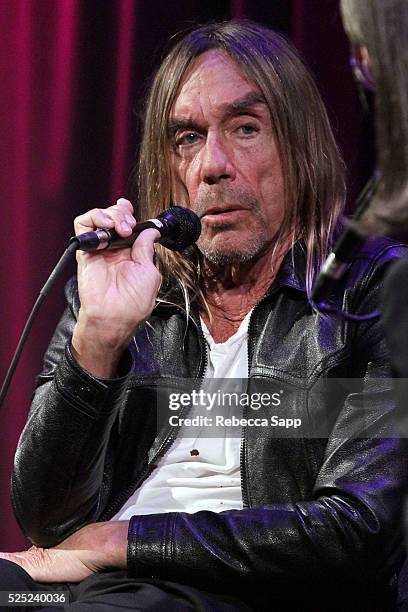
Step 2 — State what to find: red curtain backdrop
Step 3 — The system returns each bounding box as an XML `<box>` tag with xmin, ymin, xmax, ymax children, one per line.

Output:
<box><xmin>0</xmin><ymin>0</ymin><xmax>370</xmax><ymax>551</ymax></box>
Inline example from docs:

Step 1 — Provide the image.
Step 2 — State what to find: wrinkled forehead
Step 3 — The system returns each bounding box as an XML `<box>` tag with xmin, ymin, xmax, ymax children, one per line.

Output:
<box><xmin>170</xmin><ymin>49</ymin><xmax>265</xmax><ymax>119</ymax></box>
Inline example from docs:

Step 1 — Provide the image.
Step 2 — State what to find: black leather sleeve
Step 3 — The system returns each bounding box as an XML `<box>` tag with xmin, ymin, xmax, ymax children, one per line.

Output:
<box><xmin>126</xmin><ymin>251</ymin><xmax>407</xmax><ymax>597</ymax></box>
<box><xmin>11</xmin><ymin>279</ymin><xmax>132</xmax><ymax>546</ymax></box>
<box><xmin>382</xmin><ymin>255</ymin><xmax>408</xmax><ymax>378</ymax></box>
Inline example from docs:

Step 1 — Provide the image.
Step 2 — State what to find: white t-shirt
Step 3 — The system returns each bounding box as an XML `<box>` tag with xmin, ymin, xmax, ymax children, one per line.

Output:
<box><xmin>111</xmin><ymin>311</ymin><xmax>251</xmax><ymax>519</ymax></box>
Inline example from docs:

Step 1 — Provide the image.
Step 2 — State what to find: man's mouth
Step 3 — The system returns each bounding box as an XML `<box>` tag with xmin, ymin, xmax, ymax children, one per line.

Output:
<box><xmin>201</xmin><ymin>206</ymin><xmax>248</xmax><ymax>219</ymax></box>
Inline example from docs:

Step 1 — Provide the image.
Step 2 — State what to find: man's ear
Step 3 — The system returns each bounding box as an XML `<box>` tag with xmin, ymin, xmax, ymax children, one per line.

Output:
<box><xmin>350</xmin><ymin>46</ymin><xmax>376</xmax><ymax>92</ymax></box>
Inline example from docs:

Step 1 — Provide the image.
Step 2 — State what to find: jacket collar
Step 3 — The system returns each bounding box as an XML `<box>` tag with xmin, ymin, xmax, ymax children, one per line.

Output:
<box><xmin>271</xmin><ymin>242</ymin><xmax>307</xmax><ymax>294</ymax></box>
<box><xmin>158</xmin><ymin>241</ymin><xmax>308</xmax><ymax>310</ymax></box>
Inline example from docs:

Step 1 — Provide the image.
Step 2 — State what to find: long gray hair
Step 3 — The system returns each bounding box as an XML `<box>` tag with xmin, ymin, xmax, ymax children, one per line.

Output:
<box><xmin>341</xmin><ymin>0</ymin><xmax>408</xmax><ymax>235</ymax></box>
<box><xmin>136</xmin><ymin>20</ymin><xmax>345</xmax><ymax>305</ymax></box>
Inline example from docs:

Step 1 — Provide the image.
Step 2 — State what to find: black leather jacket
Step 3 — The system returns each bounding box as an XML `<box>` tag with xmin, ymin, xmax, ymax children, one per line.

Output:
<box><xmin>11</xmin><ymin>240</ymin><xmax>408</xmax><ymax>610</ymax></box>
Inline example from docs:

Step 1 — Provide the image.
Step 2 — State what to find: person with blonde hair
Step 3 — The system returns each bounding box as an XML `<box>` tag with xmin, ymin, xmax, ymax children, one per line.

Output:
<box><xmin>340</xmin><ymin>0</ymin><xmax>408</xmax><ymax>386</ymax></box>
<box><xmin>340</xmin><ymin>0</ymin><xmax>408</xmax><ymax>236</ymax></box>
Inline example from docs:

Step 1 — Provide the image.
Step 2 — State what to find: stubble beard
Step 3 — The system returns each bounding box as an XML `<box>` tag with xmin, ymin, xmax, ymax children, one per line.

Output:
<box><xmin>194</xmin><ymin>186</ymin><xmax>272</xmax><ymax>265</ymax></box>
<box><xmin>198</xmin><ymin>233</ymin><xmax>267</xmax><ymax>265</ymax></box>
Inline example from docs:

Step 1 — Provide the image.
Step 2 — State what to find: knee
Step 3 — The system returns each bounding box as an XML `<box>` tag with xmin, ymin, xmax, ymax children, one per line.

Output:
<box><xmin>0</xmin><ymin>558</ymin><xmax>35</xmax><ymax>589</ymax></box>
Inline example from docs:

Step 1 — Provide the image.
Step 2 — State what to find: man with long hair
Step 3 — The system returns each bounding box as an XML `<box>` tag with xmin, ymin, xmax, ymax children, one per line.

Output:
<box><xmin>0</xmin><ymin>20</ymin><xmax>406</xmax><ymax>611</ymax></box>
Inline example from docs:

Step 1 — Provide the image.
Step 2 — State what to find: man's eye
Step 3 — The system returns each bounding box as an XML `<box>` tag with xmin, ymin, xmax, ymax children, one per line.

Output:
<box><xmin>176</xmin><ymin>132</ymin><xmax>200</xmax><ymax>146</ymax></box>
<box><xmin>239</xmin><ymin>124</ymin><xmax>258</xmax><ymax>135</ymax></box>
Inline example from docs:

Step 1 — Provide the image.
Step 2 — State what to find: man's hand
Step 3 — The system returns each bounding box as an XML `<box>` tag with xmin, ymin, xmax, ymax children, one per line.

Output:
<box><xmin>72</xmin><ymin>198</ymin><xmax>162</xmax><ymax>377</ymax></box>
<box><xmin>0</xmin><ymin>521</ymin><xmax>129</xmax><ymax>583</ymax></box>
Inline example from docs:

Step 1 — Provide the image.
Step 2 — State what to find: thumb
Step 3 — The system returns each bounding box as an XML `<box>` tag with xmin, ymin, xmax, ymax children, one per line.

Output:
<box><xmin>131</xmin><ymin>228</ymin><xmax>161</xmax><ymax>265</ymax></box>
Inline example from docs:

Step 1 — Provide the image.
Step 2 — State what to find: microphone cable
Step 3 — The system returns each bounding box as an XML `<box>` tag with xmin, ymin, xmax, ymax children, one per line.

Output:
<box><xmin>0</xmin><ymin>241</ymin><xmax>78</xmax><ymax>409</ymax></box>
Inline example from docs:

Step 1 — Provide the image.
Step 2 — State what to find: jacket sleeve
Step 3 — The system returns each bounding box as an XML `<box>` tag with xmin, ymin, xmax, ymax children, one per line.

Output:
<box><xmin>11</xmin><ymin>279</ymin><xmax>132</xmax><ymax>546</ymax></box>
<box><xmin>126</xmin><ymin>250</ymin><xmax>408</xmax><ymax>597</ymax></box>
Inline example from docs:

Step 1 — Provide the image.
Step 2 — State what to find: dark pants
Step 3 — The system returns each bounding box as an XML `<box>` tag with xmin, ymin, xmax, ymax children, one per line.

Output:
<box><xmin>0</xmin><ymin>559</ymin><xmax>251</xmax><ymax>611</ymax></box>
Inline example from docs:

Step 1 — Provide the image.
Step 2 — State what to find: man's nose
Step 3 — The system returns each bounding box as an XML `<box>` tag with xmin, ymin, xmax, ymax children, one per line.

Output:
<box><xmin>200</xmin><ymin>134</ymin><xmax>235</xmax><ymax>185</ymax></box>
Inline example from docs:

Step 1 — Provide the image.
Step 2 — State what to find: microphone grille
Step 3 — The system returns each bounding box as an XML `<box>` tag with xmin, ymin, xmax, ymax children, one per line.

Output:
<box><xmin>158</xmin><ymin>206</ymin><xmax>201</xmax><ymax>251</ymax></box>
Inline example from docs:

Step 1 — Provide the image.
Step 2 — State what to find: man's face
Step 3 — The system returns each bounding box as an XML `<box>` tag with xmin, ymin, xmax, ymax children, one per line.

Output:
<box><xmin>169</xmin><ymin>50</ymin><xmax>285</xmax><ymax>265</ymax></box>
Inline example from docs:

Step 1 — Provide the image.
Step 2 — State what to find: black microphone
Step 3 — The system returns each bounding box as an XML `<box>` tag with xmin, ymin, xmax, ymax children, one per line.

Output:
<box><xmin>311</xmin><ymin>174</ymin><xmax>379</xmax><ymax>305</ymax></box>
<box><xmin>69</xmin><ymin>205</ymin><xmax>201</xmax><ymax>252</ymax></box>
<box><xmin>311</xmin><ymin>228</ymin><xmax>365</xmax><ymax>304</ymax></box>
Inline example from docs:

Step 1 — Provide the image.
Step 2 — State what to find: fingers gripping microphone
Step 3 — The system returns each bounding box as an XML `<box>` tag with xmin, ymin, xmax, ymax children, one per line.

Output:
<box><xmin>70</xmin><ymin>206</ymin><xmax>201</xmax><ymax>252</ymax></box>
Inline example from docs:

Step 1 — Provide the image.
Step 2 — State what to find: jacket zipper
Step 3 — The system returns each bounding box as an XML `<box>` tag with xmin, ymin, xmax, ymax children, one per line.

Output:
<box><xmin>240</xmin><ymin>307</ymin><xmax>253</xmax><ymax>508</ymax></box>
<box><xmin>240</xmin><ymin>291</ymin><xmax>276</xmax><ymax>509</ymax></box>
